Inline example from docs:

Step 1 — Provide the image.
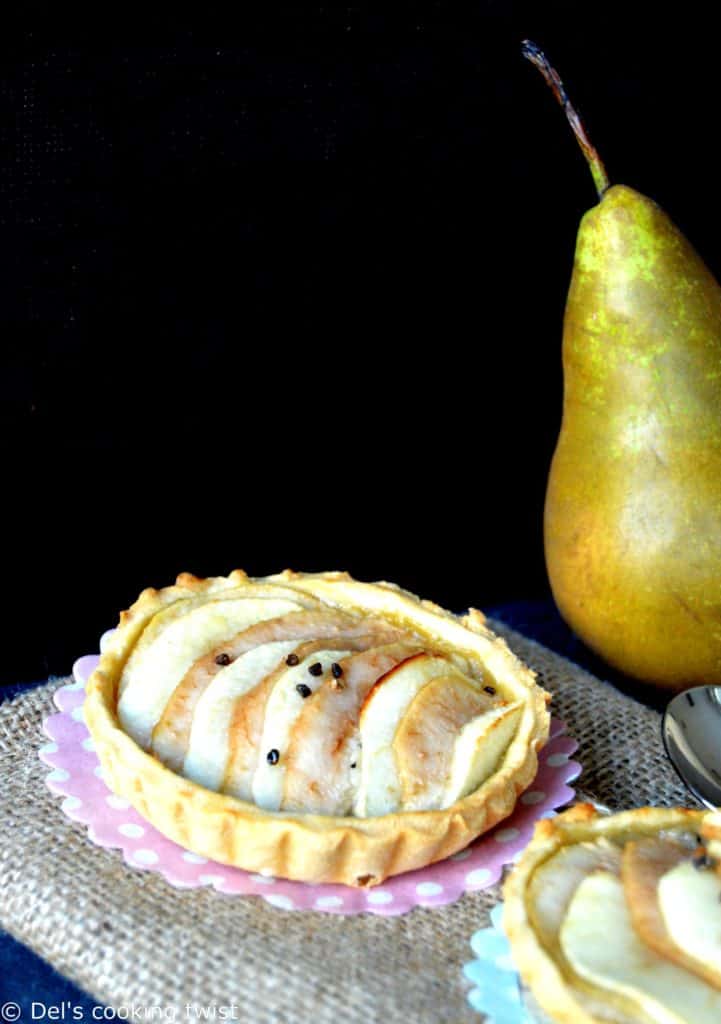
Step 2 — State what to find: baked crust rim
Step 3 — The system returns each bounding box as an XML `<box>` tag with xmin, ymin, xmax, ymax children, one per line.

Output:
<box><xmin>84</xmin><ymin>569</ymin><xmax>550</xmax><ymax>886</ymax></box>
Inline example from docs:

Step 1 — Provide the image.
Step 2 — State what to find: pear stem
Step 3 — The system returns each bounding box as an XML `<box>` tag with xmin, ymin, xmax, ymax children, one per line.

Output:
<box><xmin>521</xmin><ymin>40</ymin><xmax>610</xmax><ymax>199</ymax></box>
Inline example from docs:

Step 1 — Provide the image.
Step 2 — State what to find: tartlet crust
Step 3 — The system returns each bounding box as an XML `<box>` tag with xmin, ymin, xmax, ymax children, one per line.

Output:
<box><xmin>84</xmin><ymin>569</ymin><xmax>550</xmax><ymax>887</ymax></box>
<box><xmin>502</xmin><ymin>803</ymin><xmax>707</xmax><ymax>1024</ymax></box>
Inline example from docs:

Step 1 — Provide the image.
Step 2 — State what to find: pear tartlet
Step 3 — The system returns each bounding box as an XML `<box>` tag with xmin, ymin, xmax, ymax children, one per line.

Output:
<box><xmin>503</xmin><ymin>803</ymin><xmax>721</xmax><ymax>1024</ymax></box>
<box><xmin>84</xmin><ymin>569</ymin><xmax>549</xmax><ymax>886</ymax></box>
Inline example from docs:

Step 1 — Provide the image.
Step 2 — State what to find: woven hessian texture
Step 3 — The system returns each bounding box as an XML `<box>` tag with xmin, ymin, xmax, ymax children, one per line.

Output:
<box><xmin>0</xmin><ymin>622</ymin><xmax>697</xmax><ymax>1023</ymax></box>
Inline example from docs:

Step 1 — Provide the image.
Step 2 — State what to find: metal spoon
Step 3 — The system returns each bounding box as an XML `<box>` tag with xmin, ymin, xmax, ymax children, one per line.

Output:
<box><xmin>662</xmin><ymin>686</ymin><xmax>721</xmax><ymax>809</ymax></box>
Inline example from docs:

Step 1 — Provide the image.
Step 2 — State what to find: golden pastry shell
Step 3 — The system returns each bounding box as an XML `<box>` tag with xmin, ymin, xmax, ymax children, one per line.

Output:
<box><xmin>84</xmin><ymin>569</ymin><xmax>550</xmax><ymax>887</ymax></box>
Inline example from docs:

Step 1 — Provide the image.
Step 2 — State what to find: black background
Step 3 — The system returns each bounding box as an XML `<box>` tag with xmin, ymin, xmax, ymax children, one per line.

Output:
<box><xmin>3</xmin><ymin>4</ymin><xmax>720</xmax><ymax>685</ymax></box>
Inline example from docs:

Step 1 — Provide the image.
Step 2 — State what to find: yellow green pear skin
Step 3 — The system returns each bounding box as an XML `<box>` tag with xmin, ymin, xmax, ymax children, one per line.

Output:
<box><xmin>545</xmin><ymin>184</ymin><xmax>721</xmax><ymax>689</ymax></box>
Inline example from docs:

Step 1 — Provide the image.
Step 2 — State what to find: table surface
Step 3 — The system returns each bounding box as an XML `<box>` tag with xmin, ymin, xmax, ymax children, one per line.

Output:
<box><xmin>0</xmin><ymin>599</ymin><xmax>667</xmax><ymax>1011</ymax></box>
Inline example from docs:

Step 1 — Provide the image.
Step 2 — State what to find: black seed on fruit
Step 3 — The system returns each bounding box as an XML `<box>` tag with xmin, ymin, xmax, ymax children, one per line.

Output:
<box><xmin>286</xmin><ymin>653</ymin><xmax>300</xmax><ymax>666</ymax></box>
<box><xmin>331</xmin><ymin>662</ymin><xmax>343</xmax><ymax>678</ymax></box>
<box><xmin>350</xmin><ymin>762</ymin><xmax>357</xmax><ymax>769</ymax></box>
<box><xmin>308</xmin><ymin>662</ymin><xmax>323</xmax><ymax>676</ymax></box>
<box><xmin>692</xmin><ymin>852</ymin><xmax>715</xmax><ymax>870</ymax></box>
<box><xmin>296</xmin><ymin>683</ymin><xmax>312</xmax><ymax>698</ymax></box>
<box><xmin>484</xmin><ymin>685</ymin><xmax>496</xmax><ymax>695</ymax></box>
<box><xmin>266</xmin><ymin>749</ymin><xmax>280</xmax><ymax>765</ymax></box>
<box><xmin>215</xmin><ymin>653</ymin><xmax>231</xmax><ymax>666</ymax></box>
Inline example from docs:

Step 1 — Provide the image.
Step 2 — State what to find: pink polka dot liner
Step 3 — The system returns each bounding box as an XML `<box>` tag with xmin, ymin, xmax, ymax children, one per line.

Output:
<box><xmin>40</xmin><ymin>647</ymin><xmax>581</xmax><ymax>916</ymax></box>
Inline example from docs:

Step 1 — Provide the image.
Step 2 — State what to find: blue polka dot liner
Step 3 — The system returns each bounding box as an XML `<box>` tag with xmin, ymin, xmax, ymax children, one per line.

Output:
<box><xmin>464</xmin><ymin>902</ymin><xmax>558</xmax><ymax>1023</ymax></box>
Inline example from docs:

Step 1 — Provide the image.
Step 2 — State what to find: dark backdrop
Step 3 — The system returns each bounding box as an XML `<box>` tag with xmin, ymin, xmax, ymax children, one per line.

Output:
<box><xmin>2</xmin><ymin>4</ymin><xmax>719</xmax><ymax>684</ymax></box>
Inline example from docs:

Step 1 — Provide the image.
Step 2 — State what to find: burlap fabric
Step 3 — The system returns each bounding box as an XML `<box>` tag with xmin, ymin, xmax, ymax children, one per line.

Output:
<box><xmin>0</xmin><ymin>622</ymin><xmax>697</xmax><ymax>1023</ymax></box>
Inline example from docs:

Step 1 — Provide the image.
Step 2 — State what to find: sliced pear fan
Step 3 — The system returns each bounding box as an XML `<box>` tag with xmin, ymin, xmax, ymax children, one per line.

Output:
<box><xmin>561</xmin><ymin>871</ymin><xmax>721</xmax><ymax>1024</ymax></box>
<box><xmin>113</xmin><ymin>581</ymin><xmax>532</xmax><ymax>818</ymax></box>
<box><xmin>621</xmin><ymin>838</ymin><xmax>721</xmax><ymax>991</ymax></box>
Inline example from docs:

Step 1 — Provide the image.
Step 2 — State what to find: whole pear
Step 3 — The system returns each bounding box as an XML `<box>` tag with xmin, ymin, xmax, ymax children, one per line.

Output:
<box><xmin>525</xmin><ymin>43</ymin><xmax>721</xmax><ymax>688</ymax></box>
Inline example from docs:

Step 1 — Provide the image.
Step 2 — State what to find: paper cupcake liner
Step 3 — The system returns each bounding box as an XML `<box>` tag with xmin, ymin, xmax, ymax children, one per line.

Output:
<box><xmin>464</xmin><ymin>903</ymin><xmax>536</xmax><ymax>1022</ymax></box>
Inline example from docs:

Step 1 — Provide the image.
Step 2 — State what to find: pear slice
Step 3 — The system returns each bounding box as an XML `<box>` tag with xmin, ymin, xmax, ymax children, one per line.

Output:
<box><xmin>658</xmin><ymin>859</ymin><xmax>721</xmax><ymax>990</ymax></box>
<box><xmin>527</xmin><ymin>839</ymin><xmax>622</xmax><ymax>957</ymax></box>
<box><xmin>441</xmin><ymin>702</ymin><xmax>523</xmax><ymax>807</ymax></box>
<box><xmin>282</xmin><ymin>642</ymin><xmax>421</xmax><ymax>816</ymax></box>
<box><xmin>623</xmin><ymin>839</ymin><xmax>721</xmax><ymax>991</ymax></box>
<box><xmin>118</xmin><ymin>596</ymin><xmax>304</xmax><ymax>748</ymax></box>
<box><xmin>392</xmin><ymin>674</ymin><xmax>494</xmax><ymax>811</ymax></box>
<box><xmin>251</xmin><ymin>648</ymin><xmax>352</xmax><ymax>811</ymax></box>
<box><xmin>354</xmin><ymin>653</ymin><xmax>462</xmax><ymax>817</ymax></box>
<box><xmin>560</xmin><ymin>870</ymin><xmax>721</xmax><ymax>1023</ymax></box>
<box><xmin>182</xmin><ymin>639</ymin><xmax>299</xmax><ymax>791</ymax></box>
<box><xmin>221</xmin><ymin>637</ymin><xmax>367</xmax><ymax>803</ymax></box>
